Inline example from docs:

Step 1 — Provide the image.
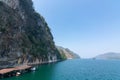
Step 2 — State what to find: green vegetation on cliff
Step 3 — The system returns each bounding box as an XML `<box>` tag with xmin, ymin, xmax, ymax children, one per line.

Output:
<box><xmin>0</xmin><ymin>0</ymin><xmax>61</xmax><ymax>68</ymax></box>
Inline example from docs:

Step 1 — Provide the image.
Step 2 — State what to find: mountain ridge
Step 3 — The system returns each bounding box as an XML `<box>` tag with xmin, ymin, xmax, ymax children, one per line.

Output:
<box><xmin>57</xmin><ymin>46</ymin><xmax>80</xmax><ymax>59</ymax></box>
<box><xmin>94</xmin><ymin>52</ymin><xmax>120</xmax><ymax>60</ymax></box>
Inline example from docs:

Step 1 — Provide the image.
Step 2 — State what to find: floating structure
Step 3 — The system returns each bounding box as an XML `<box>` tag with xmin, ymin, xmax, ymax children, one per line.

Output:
<box><xmin>0</xmin><ymin>65</ymin><xmax>32</xmax><ymax>79</ymax></box>
<box><xmin>0</xmin><ymin>61</ymin><xmax>59</xmax><ymax>79</ymax></box>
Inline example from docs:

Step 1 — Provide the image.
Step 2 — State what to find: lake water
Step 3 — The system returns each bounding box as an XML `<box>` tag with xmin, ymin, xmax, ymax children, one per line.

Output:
<box><xmin>2</xmin><ymin>59</ymin><xmax>120</xmax><ymax>80</ymax></box>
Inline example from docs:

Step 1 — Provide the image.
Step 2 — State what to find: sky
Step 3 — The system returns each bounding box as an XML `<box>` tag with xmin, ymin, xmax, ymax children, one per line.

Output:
<box><xmin>32</xmin><ymin>0</ymin><xmax>120</xmax><ymax>58</ymax></box>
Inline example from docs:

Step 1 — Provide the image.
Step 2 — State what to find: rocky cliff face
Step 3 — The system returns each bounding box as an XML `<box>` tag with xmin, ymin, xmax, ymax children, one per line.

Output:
<box><xmin>57</xmin><ymin>46</ymin><xmax>80</xmax><ymax>59</ymax></box>
<box><xmin>0</xmin><ymin>0</ymin><xmax>61</xmax><ymax>68</ymax></box>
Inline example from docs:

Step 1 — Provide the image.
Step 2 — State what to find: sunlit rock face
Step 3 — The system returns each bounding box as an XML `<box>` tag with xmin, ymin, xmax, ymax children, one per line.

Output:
<box><xmin>0</xmin><ymin>0</ymin><xmax>61</xmax><ymax>68</ymax></box>
<box><xmin>57</xmin><ymin>46</ymin><xmax>80</xmax><ymax>59</ymax></box>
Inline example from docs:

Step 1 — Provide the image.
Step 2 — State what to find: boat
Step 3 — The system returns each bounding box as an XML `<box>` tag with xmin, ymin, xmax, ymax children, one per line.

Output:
<box><xmin>16</xmin><ymin>72</ymin><xmax>21</xmax><ymax>76</ymax></box>
<box><xmin>31</xmin><ymin>67</ymin><xmax>36</xmax><ymax>71</ymax></box>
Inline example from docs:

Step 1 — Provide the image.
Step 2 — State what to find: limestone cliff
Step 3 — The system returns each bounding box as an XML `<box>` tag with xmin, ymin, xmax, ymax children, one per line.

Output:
<box><xmin>57</xmin><ymin>46</ymin><xmax>80</xmax><ymax>59</ymax></box>
<box><xmin>0</xmin><ymin>0</ymin><xmax>61</xmax><ymax>68</ymax></box>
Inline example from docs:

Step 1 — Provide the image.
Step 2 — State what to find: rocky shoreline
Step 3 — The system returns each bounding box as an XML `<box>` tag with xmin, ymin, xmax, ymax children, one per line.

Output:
<box><xmin>0</xmin><ymin>59</ymin><xmax>61</xmax><ymax>79</ymax></box>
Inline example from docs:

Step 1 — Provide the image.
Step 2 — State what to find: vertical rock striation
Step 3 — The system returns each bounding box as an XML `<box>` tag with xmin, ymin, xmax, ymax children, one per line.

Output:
<box><xmin>0</xmin><ymin>0</ymin><xmax>61</xmax><ymax>68</ymax></box>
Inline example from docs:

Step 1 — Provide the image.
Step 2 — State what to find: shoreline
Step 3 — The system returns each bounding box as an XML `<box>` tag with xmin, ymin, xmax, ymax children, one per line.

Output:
<box><xmin>0</xmin><ymin>65</ymin><xmax>32</xmax><ymax>79</ymax></box>
<box><xmin>0</xmin><ymin>60</ymin><xmax>61</xmax><ymax>79</ymax></box>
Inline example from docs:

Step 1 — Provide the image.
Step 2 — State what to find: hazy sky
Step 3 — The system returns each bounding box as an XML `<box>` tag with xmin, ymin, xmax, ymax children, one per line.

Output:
<box><xmin>32</xmin><ymin>0</ymin><xmax>120</xmax><ymax>58</ymax></box>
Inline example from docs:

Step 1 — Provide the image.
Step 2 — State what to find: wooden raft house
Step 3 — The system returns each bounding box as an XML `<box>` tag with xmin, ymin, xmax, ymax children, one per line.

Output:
<box><xmin>0</xmin><ymin>65</ymin><xmax>32</xmax><ymax>79</ymax></box>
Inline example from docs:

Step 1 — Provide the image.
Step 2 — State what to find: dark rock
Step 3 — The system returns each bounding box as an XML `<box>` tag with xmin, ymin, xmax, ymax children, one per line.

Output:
<box><xmin>0</xmin><ymin>0</ymin><xmax>61</xmax><ymax>68</ymax></box>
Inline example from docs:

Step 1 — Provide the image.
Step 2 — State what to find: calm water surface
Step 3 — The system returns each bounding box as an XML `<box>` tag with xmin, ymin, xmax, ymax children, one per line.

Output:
<box><xmin>2</xmin><ymin>59</ymin><xmax>120</xmax><ymax>80</ymax></box>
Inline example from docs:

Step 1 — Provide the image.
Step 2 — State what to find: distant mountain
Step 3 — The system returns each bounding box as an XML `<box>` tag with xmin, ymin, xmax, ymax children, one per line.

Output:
<box><xmin>57</xmin><ymin>46</ymin><xmax>80</xmax><ymax>59</ymax></box>
<box><xmin>94</xmin><ymin>52</ymin><xmax>120</xmax><ymax>60</ymax></box>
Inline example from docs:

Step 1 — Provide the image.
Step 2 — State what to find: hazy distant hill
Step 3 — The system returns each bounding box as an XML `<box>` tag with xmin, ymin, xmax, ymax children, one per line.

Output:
<box><xmin>94</xmin><ymin>52</ymin><xmax>120</xmax><ymax>60</ymax></box>
<box><xmin>57</xmin><ymin>46</ymin><xmax>80</xmax><ymax>59</ymax></box>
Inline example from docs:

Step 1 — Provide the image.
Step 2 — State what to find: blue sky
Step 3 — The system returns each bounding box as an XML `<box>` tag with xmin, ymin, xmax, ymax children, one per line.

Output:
<box><xmin>32</xmin><ymin>0</ymin><xmax>120</xmax><ymax>58</ymax></box>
